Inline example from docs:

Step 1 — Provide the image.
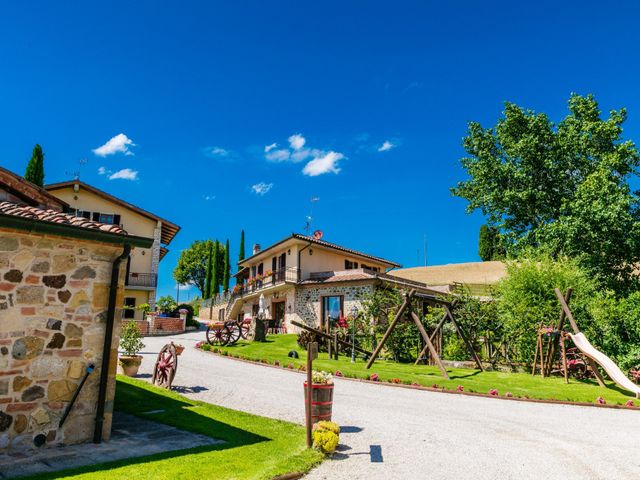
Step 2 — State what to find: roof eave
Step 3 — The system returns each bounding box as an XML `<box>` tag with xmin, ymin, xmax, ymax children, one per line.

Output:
<box><xmin>0</xmin><ymin>213</ymin><xmax>153</xmax><ymax>248</ymax></box>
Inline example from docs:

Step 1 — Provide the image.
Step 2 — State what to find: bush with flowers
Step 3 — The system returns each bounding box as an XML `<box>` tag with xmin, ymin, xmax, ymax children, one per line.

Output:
<box><xmin>312</xmin><ymin>370</ymin><xmax>333</xmax><ymax>384</ymax></box>
<box><xmin>312</xmin><ymin>421</ymin><xmax>340</xmax><ymax>454</ymax></box>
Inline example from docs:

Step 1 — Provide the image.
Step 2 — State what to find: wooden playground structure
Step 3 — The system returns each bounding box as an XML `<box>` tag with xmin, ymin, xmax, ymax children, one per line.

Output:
<box><xmin>365</xmin><ymin>289</ymin><xmax>483</xmax><ymax>379</ymax></box>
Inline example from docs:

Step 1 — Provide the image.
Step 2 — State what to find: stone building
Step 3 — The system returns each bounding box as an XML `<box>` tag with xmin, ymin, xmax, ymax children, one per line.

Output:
<box><xmin>0</xmin><ymin>173</ymin><xmax>152</xmax><ymax>453</ymax></box>
<box><xmin>200</xmin><ymin>233</ymin><xmax>439</xmax><ymax>331</ymax></box>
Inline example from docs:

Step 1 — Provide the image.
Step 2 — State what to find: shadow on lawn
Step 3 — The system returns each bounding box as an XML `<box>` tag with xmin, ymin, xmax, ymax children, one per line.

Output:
<box><xmin>27</xmin><ymin>381</ymin><xmax>269</xmax><ymax>480</ymax></box>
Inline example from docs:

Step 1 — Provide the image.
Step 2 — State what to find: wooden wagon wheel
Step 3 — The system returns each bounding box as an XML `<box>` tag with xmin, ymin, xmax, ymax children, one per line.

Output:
<box><xmin>225</xmin><ymin>322</ymin><xmax>241</xmax><ymax>345</ymax></box>
<box><xmin>240</xmin><ymin>320</ymin><xmax>251</xmax><ymax>340</ymax></box>
<box><xmin>152</xmin><ymin>343</ymin><xmax>178</xmax><ymax>389</ymax></box>
<box><xmin>206</xmin><ymin>324</ymin><xmax>229</xmax><ymax>345</ymax></box>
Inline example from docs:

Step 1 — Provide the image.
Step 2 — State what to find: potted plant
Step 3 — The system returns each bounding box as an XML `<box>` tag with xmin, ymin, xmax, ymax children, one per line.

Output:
<box><xmin>304</xmin><ymin>370</ymin><xmax>335</xmax><ymax>423</ymax></box>
<box><xmin>137</xmin><ymin>303</ymin><xmax>152</xmax><ymax>319</ymax></box>
<box><xmin>118</xmin><ymin>320</ymin><xmax>145</xmax><ymax>376</ymax></box>
<box><xmin>172</xmin><ymin>341</ymin><xmax>185</xmax><ymax>356</ymax></box>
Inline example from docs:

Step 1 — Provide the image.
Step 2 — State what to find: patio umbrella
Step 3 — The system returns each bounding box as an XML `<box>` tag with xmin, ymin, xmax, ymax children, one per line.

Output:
<box><xmin>258</xmin><ymin>293</ymin><xmax>266</xmax><ymax>318</ymax></box>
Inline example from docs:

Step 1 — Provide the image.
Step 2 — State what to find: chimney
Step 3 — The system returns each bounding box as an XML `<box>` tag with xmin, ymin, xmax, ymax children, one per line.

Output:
<box><xmin>252</xmin><ymin>243</ymin><xmax>261</xmax><ymax>255</ymax></box>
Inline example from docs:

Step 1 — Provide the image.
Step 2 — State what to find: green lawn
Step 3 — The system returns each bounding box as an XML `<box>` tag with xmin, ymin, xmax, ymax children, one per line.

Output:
<box><xmin>26</xmin><ymin>376</ymin><xmax>323</xmax><ymax>480</ymax></box>
<box><xmin>211</xmin><ymin>334</ymin><xmax>638</xmax><ymax>406</ymax></box>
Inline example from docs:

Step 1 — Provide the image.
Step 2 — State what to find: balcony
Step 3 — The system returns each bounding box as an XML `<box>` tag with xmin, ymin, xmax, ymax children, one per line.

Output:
<box><xmin>126</xmin><ymin>272</ymin><xmax>158</xmax><ymax>288</ymax></box>
<box><xmin>231</xmin><ymin>267</ymin><xmax>299</xmax><ymax>299</ymax></box>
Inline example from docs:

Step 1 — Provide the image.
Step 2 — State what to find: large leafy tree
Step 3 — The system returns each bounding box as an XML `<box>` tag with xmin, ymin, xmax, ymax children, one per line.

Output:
<box><xmin>24</xmin><ymin>144</ymin><xmax>45</xmax><ymax>186</ymax></box>
<box><xmin>173</xmin><ymin>240</ymin><xmax>226</xmax><ymax>297</ymax></box>
<box><xmin>453</xmin><ymin>94</ymin><xmax>640</xmax><ymax>292</ymax></box>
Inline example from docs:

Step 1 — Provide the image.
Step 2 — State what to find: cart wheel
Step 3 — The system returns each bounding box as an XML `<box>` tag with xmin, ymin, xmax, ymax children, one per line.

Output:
<box><xmin>207</xmin><ymin>326</ymin><xmax>226</xmax><ymax>345</ymax></box>
<box><xmin>240</xmin><ymin>320</ymin><xmax>251</xmax><ymax>340</ymax></box>
<box><xmin>226</xmin><ymin>323</ymin><xmax>241</xmax><ymax>345</ymax></box>
<box><xmin>152</xmin><ymin>343</ymin><xmax>178</xmax><ymax>389</ymax></box>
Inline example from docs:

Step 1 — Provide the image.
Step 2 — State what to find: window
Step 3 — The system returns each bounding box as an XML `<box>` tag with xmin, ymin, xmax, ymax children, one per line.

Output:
<box><xmin>99</xmin><ymin>213</ymin><xmax>115</xmax><ymax>224</ymax></box>
<box><xmin>218</xmin><ymin>308</ymin><xmax>225</xmax><ymax>321</ymax></box>
<box><xmin>361</xmin><ymin>264</ymin><xmax>380</xmax><ymax>273</ymax></box>
<box><xmin>345</xmin><ymin>260</ymin><xmax>359</xmax><ymax>270</ymax></box>
<box><xmin>322</xmin><ymin>295</ymin><xmax>343</xmax><ymax>329</ymax></box>
<box><xmin>123</xmin><ymin>297</ymin><xmax>136</xmax><ymax>319</ymax></box>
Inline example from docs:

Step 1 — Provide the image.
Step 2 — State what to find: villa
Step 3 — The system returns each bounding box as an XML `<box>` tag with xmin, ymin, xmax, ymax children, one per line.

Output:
<box><xmin>44</xmin><ymin>180</ymin><xmax>180</xmax><ymax>320</ymax></box>
<box><xmin>200</xmin><ymin>233</ymin><xmax>439</xmax><ymax>331</ymax></box>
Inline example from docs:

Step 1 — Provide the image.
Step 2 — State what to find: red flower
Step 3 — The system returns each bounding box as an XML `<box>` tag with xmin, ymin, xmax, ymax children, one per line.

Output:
<box><xmin>596</xmin><ymin>397</ymin><xmax>606</xmax><ymax>405</ymax></box>
<box><xmin>287</xmin><ymin>363</ymin><xmax>294</xmax><ymax>369</ymax></box>
<box><xmin>274</xmin><ymin>360</ymin><xmax>280</xmax><ymax>367</ymax></box>
<box><xmin>390</xmin><ymin>378</ymin><xmax>401</xmax><ymax>384</ymax></box>
<box><xmin>626</xmin><ymin>400</ymin><xmax>635</xmax><ymax>407</ymax></box>
<box><xmin>456</xmin><ymin>385</ymin><xmax>464</xmax><ymax>392</ymax></box>
<box><xmin>505</xmin><ymin>391</ymin><xmax>513</xmax><ymax>398</ymax></box>
<box><xmin>431</xmin><ymin>384</ymin><xmax>439</xmax><ymax>389</ymax></box>
<box><xmin>489</xmin><ymin>389</ymin><xmax>499</xmax><ymax>396</ymax></box>
<box><xmin>411</xmin><ymin>382</ymin><xmax>420</xmax><ymax>387</ymax></box>
<box><xmin>334</xmin><ymin>370</ymin><xmax>343</xmax><ymax>377</ymax></box>
<box><xmin>369</xmin><ymin>373</ymin><xmax>379</xmax><ymax>382</ymax></box>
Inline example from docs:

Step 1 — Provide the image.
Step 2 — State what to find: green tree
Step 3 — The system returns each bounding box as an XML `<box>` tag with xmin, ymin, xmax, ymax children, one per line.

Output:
<box><xmin>223</xmin><ymin>238</ymin><xmax>230</xmax><ymax>293</ymax></box>
<box><xmin>204</xmin><ymin>242</ymin><xmax>214</xmax><ymax>299</ymax></box>
<box><xmin>211</xmin><ymin>241</ymin><xmax>220</xmax><ymax>297</ymax></box>
<box><xmin>156</xmin><ymin>295</ymin><xmax>178</xmax><ymax>314</ymax></box>
<box><xmin>452</xmin><ymin>94</ymin><xmax>640</xmax><ymax>292</ymax></box>
<box><xmin>24</xmin><ymin>144</ymin><xmax>45</xmax><ymax>187</ymax></box>
<box><xmin>173</xmin><ymin>240</ymin><xmax>227</xmax><ymax>297</ymax></box>
<box><xmin>238</xmin><ymin>229</ymin><xmax>245</xmax><ymax>263</ymax></box>
<box><xmin>478</xmin><ymin>224</ymin><xmax>505</xmax><ymax>261</ymax></box>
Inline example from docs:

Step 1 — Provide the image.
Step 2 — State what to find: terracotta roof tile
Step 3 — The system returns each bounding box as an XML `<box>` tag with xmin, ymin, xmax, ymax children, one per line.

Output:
<box><xmin>0</xmin><ymin>201</ymin><xmax>127</xmax><ymax>235</ymax></box>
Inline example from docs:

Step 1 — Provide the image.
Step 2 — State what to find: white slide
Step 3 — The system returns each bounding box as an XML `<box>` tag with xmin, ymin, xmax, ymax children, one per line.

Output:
<box><xmin>570</xmin><ymin>332</ymin><xmax>640</xmax><ymax>398</ymax></box>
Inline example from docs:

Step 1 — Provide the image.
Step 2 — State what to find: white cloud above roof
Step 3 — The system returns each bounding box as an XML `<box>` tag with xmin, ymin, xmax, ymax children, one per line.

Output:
<box><xmin>93</xmin><ymin>133</ymin><xmax>136</xmax><ymax>157</ymax></box>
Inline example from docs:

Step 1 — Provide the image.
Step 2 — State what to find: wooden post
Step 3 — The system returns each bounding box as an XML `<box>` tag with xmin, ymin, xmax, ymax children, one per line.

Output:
<box><xmin>560</xmin><ymin>333</ymin><xmax>569</xmax><ymax>384</ymax></box>
<box><xmin>544</xmin><ymin>289</ymin><xmax>573</xmax><ymax>376</ymax></box>
<box><xmin>410</xmin><ymin>311</ymin><xmax>449</xmax><ymax>379</ymax></box>
<box><xmin>366</xmin><ymin>290</ymin><xmax>414</xmax><ymax>369</ymax></box>
<box><xmin>532</xmin><ymin>333</ymin><xmax>540</xmax><ymax>375</ymax></box>
<box><xmin>414</xmin><ymin>310</ymin><xmax>448</xmax><ymax>365</ymax></box>
<box><xmin>305</xmin><ymin>342</ymin><xmax>317</xmax><ymax>448</ymax></box>
<box><xmin>333</xmin><ymin>332</ymin><xmax>339</xmax><ymax>360</ymax></box>
<box><xmin>446</xmin><ymin>306</ymin><xmax>484</xmax><ymax>371</ymax></box>
<box><xmin>554</xmin><ymin>288</ymin><xmax>606</xmax><ymax>387</ymax></box>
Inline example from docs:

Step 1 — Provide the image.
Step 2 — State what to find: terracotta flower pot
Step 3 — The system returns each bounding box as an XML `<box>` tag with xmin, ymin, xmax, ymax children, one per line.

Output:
<box><xmin>174</xmin><ymin>345</ymin><xmax>185</xmax><ymax>355</ymax></box>
<box><xmin>118</xmin><ymin>355</ymin><xmax>143</xmax><ymax>376</ymax></box>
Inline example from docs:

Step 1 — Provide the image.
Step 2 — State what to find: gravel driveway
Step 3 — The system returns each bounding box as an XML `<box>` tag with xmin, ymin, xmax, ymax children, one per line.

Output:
<box><xmin>136</xmin><ymin>329</ymin><xmax>640</xmax><ymax>480</ymax></box>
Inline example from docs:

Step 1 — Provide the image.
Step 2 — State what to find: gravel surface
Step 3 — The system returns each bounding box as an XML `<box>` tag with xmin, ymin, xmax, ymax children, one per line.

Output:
<box><xmin>136</xmin><ymin>329</ymin><xmax>640</xmax><ymax>480</ymax></box>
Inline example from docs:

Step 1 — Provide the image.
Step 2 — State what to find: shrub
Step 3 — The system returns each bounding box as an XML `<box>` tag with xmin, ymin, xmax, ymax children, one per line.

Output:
<box><xmin>174</xmin><ymin>303</ymin><xmax>198</xmax><ymax>327</ymax></box>
<box><xmin>119</xmin><ymin>321</ymin><xmax>145</xmax><ymax>356</ymax></box>
<box><xmin>369</xmin><ymin>373</ymin><xmax>379</xmax><ymax>381</ymax></box>
<box><xmin>443</xmin><ymin>336</ymin><xmax>469</xmax><ymax>361</ymax></box>
<box><xmin>157</xmin><ymin>295</ymin><xmax>178</xmax><ymax>314</ymax></box>
<box><xmin>312</xmin><ymin>421</ymin><xmax>340</xmax><ymax>454</ymax></box>
<box><xmin>489</xmin><ymin>389</ymin><xmax>498</xmax><ymax>396</ymax></box>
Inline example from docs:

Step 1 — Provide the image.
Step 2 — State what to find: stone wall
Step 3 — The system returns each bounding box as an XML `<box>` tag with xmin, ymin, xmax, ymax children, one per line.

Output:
<box><xmin>0</xmin><ymin>229</ymin><xmax>125</xmax><ymax>452</ymax></box>
<box><xmin>293</xmin><ymin>281</ymin><xmax>375</xmax><ymax>331</ymax></box>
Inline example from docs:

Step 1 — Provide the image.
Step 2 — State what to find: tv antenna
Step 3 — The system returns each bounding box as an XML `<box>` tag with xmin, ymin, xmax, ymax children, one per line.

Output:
<box><xmin>66</xmin><ymin>158</ymin><xmax>87</xmax><ymax>181</ymax></box>
<box><xmin>304</xmin><ymin>196</ymin><xmax>320</xmax><ymax>235</ymax></box>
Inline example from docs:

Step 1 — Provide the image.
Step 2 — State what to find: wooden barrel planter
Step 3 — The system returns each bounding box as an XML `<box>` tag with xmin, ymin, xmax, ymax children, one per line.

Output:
<box><xmin>304</xmin><ymin>382</ymin><xmax>334</xmax><ymax>423</ymax></box>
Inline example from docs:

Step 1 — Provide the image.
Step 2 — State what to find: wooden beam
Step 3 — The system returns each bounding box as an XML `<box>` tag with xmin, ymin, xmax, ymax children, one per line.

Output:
<box><xmin>414</xmin><ymin>310</ymin><xmax>448</xmax><ymax>365</ymax></box>
<box><xmin>290</xmin><ymin>320</ymin><xmax>371</xmax><ymax>356</ymax></box>
<box><xmin>365</xmin><ymin>290</ymin><xmax>415</xmax><ymax>369</ymax></box>
<box><xmin>445</xmin><ymin>305</ymin><xmax>484</xmax><ymax>371</ymax></box>
<box><xmin>544</xmin><ymin>289</ymin><xmax>572</xmax><ymax>376</ymax></box>
<box><xmin>410</xmin><ymin>311</ymin><xmax>449</xmax><ymax>379</ymax></box>
<box><xmin>554</xmin><ymin>288</ymin><xmax>606</xmax><ymax>387</ymax></box>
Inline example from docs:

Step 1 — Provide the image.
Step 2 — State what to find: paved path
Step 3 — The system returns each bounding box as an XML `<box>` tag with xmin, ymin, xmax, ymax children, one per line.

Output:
<box><xmin>138</xmin><ymin>329</ymin><xmax>640</xmax><ymax>480</ymax></box>
<box><xmin>0</xmin><ymin>412</ymin><xmax>219</xmax><ymax>479</ymax></box>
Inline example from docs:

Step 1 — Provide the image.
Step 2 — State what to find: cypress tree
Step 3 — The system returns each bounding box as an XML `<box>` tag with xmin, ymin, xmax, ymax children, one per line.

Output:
<box><xmin>223</xmin><ymin>239</ymin><xmax>230</xmax><ymax>293</ymax></box>
<box><xmin>238</xmin><ymin>229</ymin><xmax>245</xmax><ymax>262</ymax></box>
<box><xmin>478</xmin><ymin>224</ymin><xmax>492</xmax><ymax>261</ymax></box>
<box><xmin>24</xmin><ymin>144</ymin><xmax>45</xmax><ymax>187</ymax></box>
<box><xmin>211</xmin><ymin>241</ymin><xmax>220</xmax><ymax>297</ymax></box>
<box><xmin>204</xmin><ymin>241</ymin><xmax>214</xmax><ymax>299</ymax></box>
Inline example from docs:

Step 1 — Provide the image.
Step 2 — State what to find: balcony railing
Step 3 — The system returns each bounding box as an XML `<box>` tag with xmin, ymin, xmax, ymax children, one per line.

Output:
<box><xmin>126</xmin><ymin>272</ymin><xmax>158</xmax><ymax>288</ymax></box>
<box><xmin>230</xmin><ymin>267</ymin><xmax>299</xmax><ymax>300</ymax></box>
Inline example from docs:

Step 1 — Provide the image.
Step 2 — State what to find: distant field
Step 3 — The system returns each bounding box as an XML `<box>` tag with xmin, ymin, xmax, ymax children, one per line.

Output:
<box><xmin>393</xmin><ymin>261</ymin><xmax>506</xmax><ymax>295</ymax></box>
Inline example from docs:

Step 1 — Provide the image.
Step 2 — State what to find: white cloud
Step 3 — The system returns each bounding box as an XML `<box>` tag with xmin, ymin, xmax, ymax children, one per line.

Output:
<box><xmin>265</xmin><ymin>149</ymin><xmax>291</xmax><ymax>162</ymax></box>
<box><xmin>203</xmin><ymin>195</ymin><xmax>216</xmax><ymax>201</ymax></box>
<box><xmin>209</xmin><ymin>146</ymin><xmax>229</xmax><ymax>157</ymax></box>
<box><xmin>288</xmin><ymin>134</ymin><xmax>306</xmax><ymax>150</ymax></box>
<box><xmin>264</xmin><ymin>143</ymin><xmax>277</xmax><ymax>153</ymax></box>
<box><xmin>93</xmin><ymin>133</ymin><xmax>136</xmax><ymax>157</ymax></box>
<box><xmin>378</xmin><ymin>140</ymin><xmax>395</xmax><ymax>152</ymax></box>
<box><xmin>97</xmin><ymin>166</ymin><xmax>107</xmax><ymax>175</ymax></box>
<box><xmin>302</xmin><ymin>151</ymin><xmax>343</xmax><ymax>177</ymax></box>
<box><xmin>108</xmin><ymin>168</ymin><xmax>138</xmax><ymax>181</ymax></box>
<box><xmin>251</xmin><ymin>182</ymin><xmax>273</xmax><ymax>195</ymax></box>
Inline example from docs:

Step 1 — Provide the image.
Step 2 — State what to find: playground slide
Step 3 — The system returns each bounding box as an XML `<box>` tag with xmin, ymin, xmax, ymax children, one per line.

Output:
<box><xmin>570</xmin><ymin>332</ymin><xmax>640</xmax><ymax>398</ymax></box>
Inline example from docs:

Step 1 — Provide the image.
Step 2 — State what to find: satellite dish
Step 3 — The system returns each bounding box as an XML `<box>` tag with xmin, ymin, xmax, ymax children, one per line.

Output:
<box><xmin>313</xmin><ymin>230</ymin><xmax>323</xmax><ymax>240</ymax></box>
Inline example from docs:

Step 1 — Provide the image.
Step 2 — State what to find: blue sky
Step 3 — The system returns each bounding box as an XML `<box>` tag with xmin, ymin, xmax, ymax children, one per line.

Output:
<box><xmin>2</xmin><ymin>1</ymin><xmax>640</xmax><ymax>300</ymax></box>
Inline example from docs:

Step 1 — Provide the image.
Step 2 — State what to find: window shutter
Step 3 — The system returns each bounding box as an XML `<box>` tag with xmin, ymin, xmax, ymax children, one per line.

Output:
<box><xmin>82</xmin><ymin>211</ymin><xmax>91</xmax><ymax>219</ymax></box>
<box><xmin>92</xmin><ymin>212</ymin><xmax>100</xmax><ymax>222</ymax></box>
<box><xmin>113</xmin><ymin>214</ymin><xmax>121</xmax><ymax>226</ymax></box>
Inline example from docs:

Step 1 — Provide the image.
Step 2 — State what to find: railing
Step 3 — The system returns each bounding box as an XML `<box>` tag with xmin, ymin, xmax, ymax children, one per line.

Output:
<box><xmin>230</xmin><ymin>267</ymin><xmax>300</xmax><ymax>300</ymax></box>
<box><xmin>126</xmin><ymin>272</ymin><xmax>158</xmax><ymax>288</ymax></box>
